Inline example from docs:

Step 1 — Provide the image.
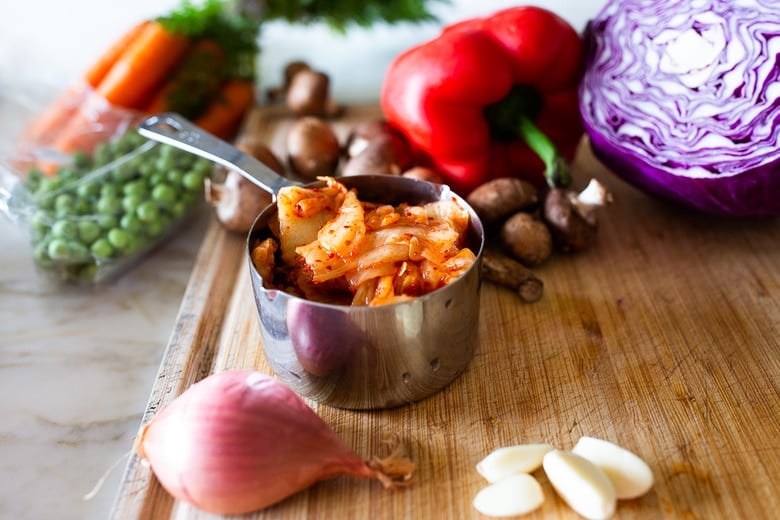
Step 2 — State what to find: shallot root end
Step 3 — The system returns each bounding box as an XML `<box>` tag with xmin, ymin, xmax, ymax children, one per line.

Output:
<box><xmin>366</xmin><ymin>433</ymin><xmax>415</xmax><ymax>489</ymax></box>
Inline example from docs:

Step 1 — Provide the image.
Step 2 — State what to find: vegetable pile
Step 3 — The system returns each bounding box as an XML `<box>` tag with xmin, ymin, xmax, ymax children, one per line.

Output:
<box><xmin>580</xmin><ymin>0</ymin><xmax>780</xmax><ymax>217</ymax></box>
<box><xmin>22</xmin><ymin>0</ymin><xmax>259</xmax><ymax>161</ymax></box>
<box><xmin>136</xmin><ymin>370</ymin><xmax>414</xmax><ymax>515</ymax></box>
<box><xmin>23</xmin><ymin>131</ymin><xmax>211</xmax><ymax>283</ymax></box>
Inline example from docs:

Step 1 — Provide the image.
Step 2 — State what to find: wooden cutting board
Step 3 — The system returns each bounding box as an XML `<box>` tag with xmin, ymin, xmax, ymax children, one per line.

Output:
<box><xmin>111</xmin><ymin>105</ymin><xmax>780</xmax><ymax>519</ymax></box>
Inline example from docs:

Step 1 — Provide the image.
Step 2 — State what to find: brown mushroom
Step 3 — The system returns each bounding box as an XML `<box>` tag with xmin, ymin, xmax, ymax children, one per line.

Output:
<box><xmin>283</xmin><ymin>61</ymin><xmax>311</xmax><ymax>89</ymax></box>
<box><xmin>543</xmin><ymin>178</ymin><xmax>613</xmax><ymax>253</ymax></box>
<box><xmin>205</xmin><ymin>138</ymin><xmax>284</xmax><ymax>234</ymax></box>
<box><xmin>466</xmin><ymin>177</ymin><xmax>540</xmax><ymax>228</ymax></box>
<box><xmin>344</xmin><ymin>120</ymin><xmax>413</xmax><ymax>167</ymax></box>
<box><xmin>341</xmin><ymin>133</ymin><xmax>404</xmax><ymax>177</ymax></box>
<box><xmin>285</xmin><ymin>68</ymin><xmax>341</xmax><ymax>118</ymax></box>
<box><xmin>286</xmin><ymin>117</ymin><xmax>341</xmax><ymax>180</ymax></box>
<box><xmin>286</xmin><ymin>69</ymin><xmax>328</xmax><ymax>116</ymax></box>
<box><xmin>500</xmin><ymin>212</ymin><xmax>553</xmax><ymax>266</ymax></box>
<box><xmin>402</xmin><ymin>166</ymin><xmax>444</xmax><ymax>184</ymax></box>
<box><xmin>267</xmin><ymin>60</ymin><xmax>311</xmax><ymax>103</ymax></box>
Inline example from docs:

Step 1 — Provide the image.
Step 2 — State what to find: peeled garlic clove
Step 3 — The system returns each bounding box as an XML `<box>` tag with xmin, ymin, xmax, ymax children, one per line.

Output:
<box><xmin>472</xmin><ymin>473</ymin><xmax>544</xmax><ymax>517</ymax></box>
<box><xmin>572</xmin><ymin>436</ymin><xmax>654</xmax><ymax>499</ymax></box>
<box><xmin>476</xmin><ymin>443</ymin><xmax>555</xmax><ymax>483</ymax></box>
<box><xmin>542</xmin><ymin>449</ymin><xmax>616</xmax><ymax>520</ymax></box>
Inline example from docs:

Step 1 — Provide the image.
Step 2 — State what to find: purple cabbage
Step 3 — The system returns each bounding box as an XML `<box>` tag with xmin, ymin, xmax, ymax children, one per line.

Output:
<box><xmin>579</xmin><ymin>0</ymin><xmax>780</xmax><ymax>217</ymax></box>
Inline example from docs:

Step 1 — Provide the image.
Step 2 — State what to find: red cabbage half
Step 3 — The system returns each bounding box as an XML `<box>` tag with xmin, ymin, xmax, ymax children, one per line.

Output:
<box><xmin>579</xmin><ymin>0</ymin><xmax>780</xmax><ymax>217</ymax></box>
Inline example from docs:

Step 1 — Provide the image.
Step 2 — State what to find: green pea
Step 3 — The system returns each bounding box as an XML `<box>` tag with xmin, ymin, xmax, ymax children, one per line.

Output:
<box><xmin>148</xmin><ymin>173</ymin><xmax>165</xmax><ymax>186</ymax></box>
<box><xmin>34</xmin><ymin>195</ymin><xmax>55</xmax><ymax>211</ymax></box>
<box><xmin>48</xmin><ymin>239</ymin><xmax>71</xmax><ymax>261</ymax></box>
<box><xmin>151</xmin><ymin>184</ymin><xmax>177</xmax><ymax>206</ymax></box>
<box><xmin>122</xmin><ymin>180</ymin><xmax>148</xmax><ymax>198</ymax></box>
<box><xmin>94</xmin><ymin>142</ymin><xmax>113</xmax><ymax>166</ymax></box>
<box><xmin>97</xmin><ymin>214</ymin><xmax>118</xmax><ymax>230</ymax></box>
<box><xmin>136</xmin><ymin>201</ymin><xmax>160</xmax><ymax>222</ymax></box>
<box><xmin>57</xmin><ymin>168</ymin><xmax>79</xmax><ymax>184</ymax></box>
<box><xmin>182</xmin><ymin>171</ymin><xmax>204</xmax><ymax>191</ymax></box>
<box><xmin>169</xmin><ymin>201</ymin><xmax>188</xmax><ymax>219</ymax></box>
<box><xmin>107</xmin><ymin>228</ymin><xmax>131</xmax><ymax>250</ymax></box>
<box><xmin>120</xmin><ymin>213</ymin><xmax>143</xmax><ymax>233</ymax></box>
<box><xmin>192</xmin><ymin>159</ymin><xmax>212</xmax><ymax>175</ymax></box>
<box><xmin>96</xmin><ymin>195</ymin><xmax>122</xmax><ymax>215</ymax></box>
<box><xmin>68</xmin><ymin>242</ymin><xmax>91</xmax><ymax>262</ymax></box>
<box><xmin>113</xmin><ymin>161</ymin><xmax>137</xmax><ymax>183</ymax></box>
<box><xmin>91</xmin><ymin>238</ymin><xmax>114</xmax><ymax>258</ymax></box>
<box><xmin>78</xmin><ymin>220</ymin><xmax>101</xmax><ymax>244</ymax></box>
<box><xmin>158</xmin><ymin>144</ymin><xmax>176</xmax><ymax>160</ymax></box>
<box><xmin>26</xmin><ymin>169</ymin><xmax>44</xmax><ymax>192</ymax></box>
<box><xmin>125</xmin><ymin>131</ymin><xmax>146</xmax><ymax>148</ymax></box>
<box><xmin>138</xmin><ymin>162</ymin><xmax>155</xmax><ymax>177</ymax></box>
<box><xmin>30</xmin><ymin>211</ymin><xmax>51</xmax><ymax>233</ymax></box>
<box><xmin>156</xmin><ymin>155</ymin><xmax>175</xmax><ymax>172</ymax></box>
<box><xmin>113</xmin><ymin>135</ymin><xmax>136</xmax><ymax>155</ymax></box>
<box><xmin>166</xmin><ymin>169</ymin><xmax>184</xmax><ymax>185</ymax></box>
<box><xmin>54</xmin><ymin>193</ymin><xmax>75</xmax><ymax>213</ymax></box>
<box><xmin>76</xmin><ymin>181</ymin><xmax>101</xmax><ymax>199</ymax></box>
<box><xmin>38</xmin><ymin>176</ymin><xmax>64</xmax><ymax>194</ymax></box>
<box><xmin>100</xmin><ymin>184</ymin><xmax>119</xmax><ymax>198</ymax></box>
<box><xmin>122</xmin><ymin>193</ymin><xmax>145</xmax><ymax>213</ymax></box>
<box><xmin>73</xmin><ymin>151</ymin><xmax>91</xmax><ymax>169</ymax></box>
<box><xmin>33</xmin><ymin>240</ymin><xmax>51</xmax><ymax>262</ymax></box>
<box><xmin>51</xmin><ymin>220</ymin><xmax>79</xmax><ymax>240</ymax></box>
<box><xmin>73</xmin><ymin>199</ymin><xmax>93</xmax><ymax>216</ymax></box>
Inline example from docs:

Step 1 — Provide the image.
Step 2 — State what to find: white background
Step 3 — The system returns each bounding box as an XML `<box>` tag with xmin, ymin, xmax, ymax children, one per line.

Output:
<box><xmin>0</xmin><ymin>0</ymin><xmax>607</xmax><ymax>104</ymax></box>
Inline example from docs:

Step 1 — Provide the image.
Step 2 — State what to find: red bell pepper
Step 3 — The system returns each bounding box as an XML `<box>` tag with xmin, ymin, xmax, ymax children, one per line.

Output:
<box><xmin>380</xmin><ymin>6</ymin><xmax>584</xmax><ymax>194</ymax></box>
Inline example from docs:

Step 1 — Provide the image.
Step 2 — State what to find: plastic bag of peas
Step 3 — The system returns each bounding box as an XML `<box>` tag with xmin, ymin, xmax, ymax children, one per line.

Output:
<box><xmin>0</xmin><ymin>129</ymin><xmax>213</xmax><ymax>284</ymax></box>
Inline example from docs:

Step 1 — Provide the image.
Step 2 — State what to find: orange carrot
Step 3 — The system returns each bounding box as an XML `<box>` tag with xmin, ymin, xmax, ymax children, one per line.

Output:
<box><xmin>193</xmin><ymin>79</ymin><xmax>256</xmax><ymax>139</ymax></box>
<box><xmin>96</xmin><ymin>20</ymin><xmax>190</xmax><ymax>110</ymax></box>
<box><xmin>17</xmin><ymin>21</ymin><xmax>149</xmax><ymax>150</ymax></box>
<box><xmin>20</xmin><ymin>84</ymin><xmax>90</xmax><ymax>147</ymax></box>
<box><xmin>51</xmin><ymin>90</ymin><xmax>141</xmax><ymax>156</ymax></box>
<box><xmin>84</xmin><ymin>20</ymin><xmax>150</xmax><ymax>88</ymax></box>
<box><xmin>143</xmin><ymin>38</ymin><xmax>226</xmax><ymax>117</ymax></box>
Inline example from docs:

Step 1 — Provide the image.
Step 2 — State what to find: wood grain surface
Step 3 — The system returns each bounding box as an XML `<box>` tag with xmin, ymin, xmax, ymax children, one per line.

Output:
<box><xmin>111</xmin><ymin>105</ymin><xmax>780</xmax><ymax>519</ymax></box>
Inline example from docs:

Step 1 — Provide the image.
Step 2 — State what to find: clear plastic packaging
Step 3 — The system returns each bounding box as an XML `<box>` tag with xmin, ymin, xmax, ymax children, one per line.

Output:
<box><xmin>1</xmin><ymin>84</ymin><xmax>211</xmax><ymax>284</ymax></box>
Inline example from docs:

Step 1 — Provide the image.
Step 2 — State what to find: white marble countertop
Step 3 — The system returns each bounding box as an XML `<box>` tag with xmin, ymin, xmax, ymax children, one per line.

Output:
<box><xmin>0</xmin><ymin>2</ymin><xmax>601</xmax><ymax>518</ymax></box>
<box><xmin>0</xmin><ymin>210</ymin><xmax>210</xmax><ymax>519</ymax></box>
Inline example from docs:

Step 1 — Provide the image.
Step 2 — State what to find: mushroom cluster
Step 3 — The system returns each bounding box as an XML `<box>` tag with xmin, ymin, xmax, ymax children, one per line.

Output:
<box><xmin>467</xmin><ymin>177</ymin><xmax>613</xmax><ymax>268</ymax></box>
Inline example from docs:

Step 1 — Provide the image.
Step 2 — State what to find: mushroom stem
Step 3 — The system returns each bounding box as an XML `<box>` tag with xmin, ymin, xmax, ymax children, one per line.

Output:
<box><xmin>204</xmin><ymin>177</ymin><xmax>226</xmax><ymax>205</ymax></box>
<box><xmin>481</xmin><ymin>249</ymin><xmax>544</xmax><ymax>303</ymax></box>
<box><xmin>572</xmin><ymin>178</ymin><xmax>613</xmax><ymax>224</ymax></box>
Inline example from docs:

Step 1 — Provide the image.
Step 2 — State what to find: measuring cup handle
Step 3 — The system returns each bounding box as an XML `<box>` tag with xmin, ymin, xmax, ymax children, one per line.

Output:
<box><xmin>137</xmin><ymin>112</ymin><xmax>296</xmax><ymax>196</ymax></box>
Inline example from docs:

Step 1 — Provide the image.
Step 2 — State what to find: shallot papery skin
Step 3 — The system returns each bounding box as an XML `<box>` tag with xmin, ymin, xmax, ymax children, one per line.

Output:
<box><xmin>135</xmin><ymin>370</ymin><xmax>410</xmax><ymax>515</ymax></box>
<box><xmin>580</xmin><ymin>0</ymin><xmax>780</xmax><ymax>217</ymax></box>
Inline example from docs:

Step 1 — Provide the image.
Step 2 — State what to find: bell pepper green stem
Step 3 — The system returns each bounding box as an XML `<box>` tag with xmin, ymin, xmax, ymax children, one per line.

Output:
<box><xmin>517</xmin><ymin>115</ymin><xmax>571</xmax><ymax>188</ymax></box>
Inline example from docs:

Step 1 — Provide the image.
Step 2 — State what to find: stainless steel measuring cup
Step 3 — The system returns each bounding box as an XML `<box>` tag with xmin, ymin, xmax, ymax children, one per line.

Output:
<box><xmin>138</xmin><ymin>113</ymin><xmax>485</xmax><ymax>409</ymax></box>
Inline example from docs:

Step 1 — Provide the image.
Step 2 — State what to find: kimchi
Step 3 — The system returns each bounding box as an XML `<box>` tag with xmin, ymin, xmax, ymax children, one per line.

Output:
<box><xmin>251</xmin><ymin>177</ymin><xmax>476</xmax><ymax>306</ymax></box>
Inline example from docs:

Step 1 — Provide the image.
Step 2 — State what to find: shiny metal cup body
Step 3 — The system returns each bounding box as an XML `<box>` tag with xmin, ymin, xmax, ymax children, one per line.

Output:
<box><xmin>139</xmin><ymin>114</ymin><xmax>484</xmax><ymax>409</ymax></box>
<box><xmin>248</xmin><ymin>176</ymin><xmax>484</xmax><ymax>409</ymax></box>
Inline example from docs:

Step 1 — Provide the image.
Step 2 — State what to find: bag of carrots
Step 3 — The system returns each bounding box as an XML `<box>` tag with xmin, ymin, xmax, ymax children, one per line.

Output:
<box><xmin>20</xmin><ymin>0</ymin><xmax>260</xmax><ymax>168</ymax></box>
<box><xmin>0</xmin><ymin>0</ymin><xmax>260</xmax><ymax>285</ymax></box>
